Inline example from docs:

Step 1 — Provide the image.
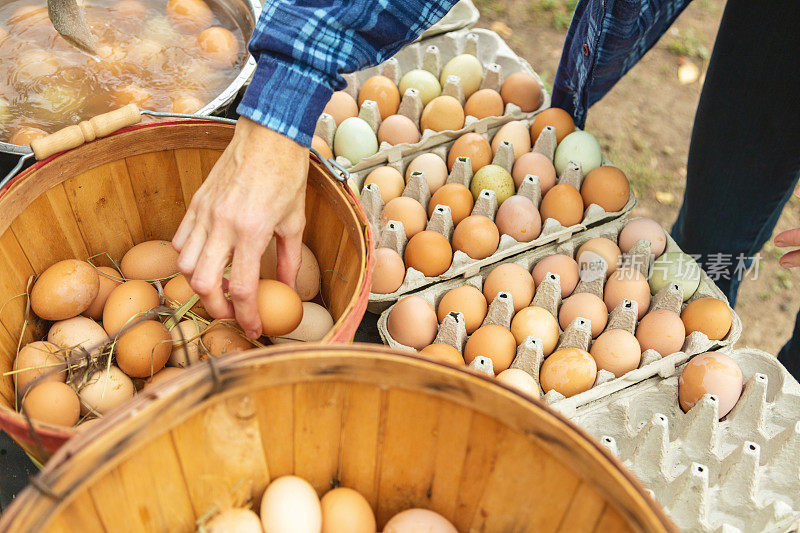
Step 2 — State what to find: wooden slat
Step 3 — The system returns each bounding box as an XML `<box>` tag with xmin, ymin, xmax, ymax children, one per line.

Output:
<box><xmin>594</xmin><ymin>504</ymin><xmax>629</xmax><ymax>532</ymax></box>
<box><xmin>0</xmin><ymin>231</ymin><xmax>35</xmax><ymax>339</ymax></box>
<box><xmin>557</xmin><ymin>482</ymin><xmax>608</xmax><ymax>532</ymax></box>
<box><xmin>0</xmin><ymin>322</ymin><xmax>19</xmax><ymax>406</ymax></box>
<box><xmin>453</xmin><ymin>413</ymin><xmax>502</xmax><ymax>532</ymax></box>
<box><xmin>174</xmin><ymin>149</ymin><xmax>205</xmax><ymax>208</ymax></box>
<box><xmin>108</xmin><ymin>159</ymin><xmax>145</xmax><ymax>245</ymax></box>
<box><xmin>337</xmin><ymin>383</ymin><xmax>382</xmax><ymax>506</ymax></box>
<box><xmin>253</xmin><ymin>385</ymin><xmax>294</xmax><ymax>480</ymax></box>
<box><xmin>125</xmin><ymin>151</ymin><xmax>186</xmax><ymax>241</ymax></box>
<box><xmin>428</xmin><ymin>403</ymin><xmax>472</xmax><ymax>519</ymax></box>
<box><xmin>89</xmin><ymin>469</ymin><xmax>149</xmax><ymax>532</ymax></box>
<box><xmin>44</xmin><ymin>492</ymin><xmax>107</xmax><ymax>533</ymax></box>
<box><xmin>198</xmin><ymin>149</ymin><xmax>222</xmax><ymax>178</ymax></box>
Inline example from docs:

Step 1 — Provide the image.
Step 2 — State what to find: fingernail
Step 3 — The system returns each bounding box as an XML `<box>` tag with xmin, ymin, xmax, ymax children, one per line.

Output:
<box><xmin>248</xmin><ymin>330</ymin><xmax>260</xmax><ymax>340</ymax></box>
<box><xmin>775</xmin><ymin>236</ymin><xmax>785</xmax><ymax>246</ymax></box>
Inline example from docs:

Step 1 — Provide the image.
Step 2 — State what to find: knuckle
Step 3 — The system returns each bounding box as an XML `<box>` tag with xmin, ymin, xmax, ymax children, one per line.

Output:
<box><xmin>227</xmin><ymin>281</ymin><xmax>252</xmax><ymax>299</ymax></box>
<box><xmin>210</xmin><ymin>206</ymin><xmax>232</xmax><ymax>225</ymax></box>
<box><xmin>190</xmin><ymin>278</ymin><xmax>213</xmax><ymax>295</ymax></box>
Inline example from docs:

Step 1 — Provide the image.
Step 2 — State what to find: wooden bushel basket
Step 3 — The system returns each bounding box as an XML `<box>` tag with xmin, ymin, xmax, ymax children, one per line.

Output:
<box><xmin>0</xmin><ymin>120</ymin><xmax>372</xmax><ymax>463</ymax></box>
<box><xmin>0</xmin><ymin>345</ymin><xmax>675</xmax><ymax>532</ymax></box>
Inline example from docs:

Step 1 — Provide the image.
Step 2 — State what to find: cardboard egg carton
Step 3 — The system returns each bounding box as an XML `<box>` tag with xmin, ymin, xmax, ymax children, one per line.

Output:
<box><xmin>363</xmin><ymin>125</ymin><xmax>637</xmax><ymax>312</ymax></box>
<box><xmin>377</xmin><ymin>216</ymin><xmax>741</xmax><ymax>411</ymax></box>
<box><xmin>416</xmin><ymin>0</ymin><xmax>480</xmax><ymax>41</ymax></box>
<box><xmin>315</xmin><ymin>28</ymin><xmax>550</xmax><ymax>171</ymax></box>
<box><xmin>571</xmin><ymin>348</ymin><xmax>800</xmax><ymax>533</ymax></box>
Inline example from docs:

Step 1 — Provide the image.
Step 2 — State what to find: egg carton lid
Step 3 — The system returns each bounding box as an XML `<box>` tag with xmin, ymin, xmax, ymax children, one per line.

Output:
<box><xmin>315</xmin><ymin>28</ymin><xmax>550</xmax><ymax>172</ymax></box>
<box><xmin>416</xmin><ymin>0</ymin><xmax>480</xmax><ymax>41</ymax></box>
<box><xmin>364</xmin><ymin>124</ymin><xmax>637</xmax><ymax>313</ymax></box>
<box><xmin>570</xmin><ymin>347</ymin><xmax>800</xmax><ymax>533</ymax></box>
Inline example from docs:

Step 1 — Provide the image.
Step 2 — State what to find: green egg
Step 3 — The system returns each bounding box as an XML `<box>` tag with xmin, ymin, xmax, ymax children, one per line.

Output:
<box><xmin>470</xmin><ymin>164</ymin><xmax>515</xmax><ymax>204</ymax></box>
<box><xmin>333</xmin><ymin>117</ymin><xmax>378</xmax><ymax>165</ymax></box>
<box><xmin>399</xmin><ymin>69</ymin><xmax>442</xmax><ymax>106</ymax></box>
<box><xmin>649</xmin><ymin>251</ymin><xmax>701</xmax><ymax>301</ymax></box>
<box><xmin>554</xmin><ymin>130</ymin><xmax>602</xmax><ymax>176</ymax></box>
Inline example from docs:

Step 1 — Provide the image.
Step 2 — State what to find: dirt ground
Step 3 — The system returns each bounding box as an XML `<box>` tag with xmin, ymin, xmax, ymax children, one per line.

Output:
<box><xmin>472</xmin><ymin>0</ymin><xmax>800</xmax><ymax>356</ymax></box>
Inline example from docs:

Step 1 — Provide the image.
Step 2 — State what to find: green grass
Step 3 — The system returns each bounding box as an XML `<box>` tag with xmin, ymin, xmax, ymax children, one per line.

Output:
<box><xmin>667</xmin><ymin>27</ymin><xmax>710</xmax><ymax>60</ymax></box>
<box><xmin>524</xmin><ymin>0</ymin><xmax>577</xmax><ymax>30</ymax></box>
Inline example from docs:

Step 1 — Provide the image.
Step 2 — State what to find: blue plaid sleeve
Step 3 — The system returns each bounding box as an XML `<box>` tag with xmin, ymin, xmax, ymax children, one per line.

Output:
<box><xmin>237</xmin><ymin>0</ymin><xmax>458</xmax><ymax>147</ymax></box>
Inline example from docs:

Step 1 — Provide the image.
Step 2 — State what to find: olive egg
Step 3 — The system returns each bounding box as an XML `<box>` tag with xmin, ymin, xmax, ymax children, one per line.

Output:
<box><xmin>439</xmin><ymin>54</ymin><xmax>483</xmax><ymax>98</ymax></box>
<box><xmin>398</xmin><ymin>69</ymin><xmax>442</xmax><ymax>105</ymax></box>
<box><xmin>470</xmin><ymin>164</ymin><xmax>515</xmax><ymax>204</ymax></box>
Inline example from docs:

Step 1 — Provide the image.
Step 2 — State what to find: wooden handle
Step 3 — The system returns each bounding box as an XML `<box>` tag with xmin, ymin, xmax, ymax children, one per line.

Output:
<box><xmin>29</xmin><ymin>104</ymin><xmax>142</xmax><ymax>160</ymax></box>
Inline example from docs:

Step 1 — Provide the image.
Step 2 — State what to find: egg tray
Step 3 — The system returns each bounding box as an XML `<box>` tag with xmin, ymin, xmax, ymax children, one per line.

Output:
<box><xmin>570</xmin><ymin>348</ymin><xmax>800</xmax><ymax>533</ymax></box>
<box><xmin>376</xmin><ymin>215</ymin><xmax>742</xmax><ymax>412</ymax></box>
<box><xmin>416</xmin><ymin>0</ymin><xmax>480</xmax><ymax>42</ymax></box>
<box><xmin>314</xmin><ymin>28</ymin><xmax>550</xmax><ymax>172</ymax></box>
<box><xmin>362</xmin><ymin>124</ymin><xmax>637</xmax><ymax>313</ymax></box>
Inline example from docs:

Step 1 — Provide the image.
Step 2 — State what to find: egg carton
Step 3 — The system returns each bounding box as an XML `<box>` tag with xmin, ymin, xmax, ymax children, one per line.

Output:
<box><xmin>416</xmin><ymin>0</ymin><xmax>480</xmax><ymax>41</ymax></box>
<box><xmin>570</xmin><ymin>348</ymin><xmax>800</xmax><ymax>533</ymax></box>
<box><xmin>363</xmin><ymin>124</ymin><xmax>637</xmax><ymax>312</ymax></box>
<box><xmin>377</xmin><ymin>216</ymin><xmax>742</xmax><ymax>412</ymax></box>
<box><xmin>315</xmin><ymin>28</ymin><xmax>550</xmax><ymax>171</ymax></box>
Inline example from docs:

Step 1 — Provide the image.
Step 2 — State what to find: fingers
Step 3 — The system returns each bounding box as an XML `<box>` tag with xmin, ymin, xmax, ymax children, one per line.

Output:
<box><xmin>780</xmin><ymin>250</ymin><xmax>800</xmax><ymax>269</ymax></box>
<box><xmin>775</xmin><ymin>228</ymin><xmax>800</xmax><ymax>248</ymax></box>
<box><xmin>176</xmin><ymin>226</ymin><xmax>208</xmax><ymax>276</ymax></box>
<box><xmin>229</xmin><ymin>238</ymin><xmax>269</xmax><ymax>339</ymax></box>
<box><xmin>190</xmin><ymin>228</ymin><xmax>235</xmax><ymax>319</ymax></box>
<box><xmin>172</xmin><ymin>208</ymin><xmax>197</xmax><ymax>251</ymax></box>
<box><xmin>275</xmin><ymin>231</ymin><xmax>303</xmax><ymax>290</ymax></box>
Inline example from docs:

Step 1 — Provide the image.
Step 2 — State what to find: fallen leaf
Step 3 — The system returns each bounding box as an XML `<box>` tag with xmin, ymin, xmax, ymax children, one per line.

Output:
<box><xmin>490</xmin><ymin>21</ymin><xmax>513</xmax><ymax>39</ymax></box>
<box><xmin>655</xmin><ymin>191</ymin><xmax>675</xmax><ymax>204</ymax></box>
<box><xmin>678</xmin><ymin>61</ymin><xmax>699</xmax><ymax>84</ymax></box>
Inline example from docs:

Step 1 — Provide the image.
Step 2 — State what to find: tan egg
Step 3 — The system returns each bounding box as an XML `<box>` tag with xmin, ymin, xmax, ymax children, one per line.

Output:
<box><xmin>533</xmin><ymin>254</ymin><xmax>580</xmax><ymax>298</ymax></box>
<box><xmin>464</xmin><ymin>89</ymin><xmax>504</xmax><ymax>119</ymax></box>
<box><xmin>260</xmin><ymin>476</ymin><xmax>322</xmax><ymax>533</ymax></box>
<box><xmin>9</xmin><ymin>126</ymin><xmax>48</xmax><ymax>146</ymax></box>
<box><xmin>464</xmin><ymin>324</ymin><xmax>516</xmax><ymax>373</ymax></box>
<box><xmin>48</xmin><ymin>316</ymin><xmax>110</xmax><ymax>356</ymax></box>
<box><xmin>320</xmin><ymin>487</ymin><xmax>376</xmax><ymax>533</ymax></box>
<box><xmin>202</xmin><ymin>323</ymin><xmax>254</xmax><ymax>356</ymax></box>
<box><xmin>171</xmin><ymin>95</ymin><xmax>203</xmax><ymax>114</ymax></box>
<box><xmin>495</xmin><ymin>195</ymin><xmax>541</xmax><ymax>243</ymax></box>
<box><xmin>491</xmin><ymin>121</ymin><xmax>531</xmax><ymax>159</ymax></box>
<box><xmin>540</xmin><ymin>184</ymin><xmax>585</xmax><ymax>228</ymax></box>
<box><xmin>143</xmin><ymin>366</ymin><xmax>184</xmax><ymax>390</ymax></box>
<box><xmin>323</xmin><ymin>91</ymin><xmax>359</xmax><ymax>126</ymax></box>
<box><xmin>496</xmin><ymin>368</ymin><xmax>540</xmax><ymax>398</ymax></box>
<box><xmin>13</xmin><ymin>341</ymin><xmax>65</xmax><ymax>394</ymax></box>
<box><xmin>483</xmin><ymin>263</ymin><xmax>534</xmax><ymax>312</ymax></box>
<box><xmin>259</xmin><ymin>239</ymin><xmax>321</xmax><ymax>301</ymax></box>
<box><xmin>116</xmin><ymin>320</ymin><xmax>172</xmax><ymax>378</ymax></box>
<box><xmin>437</xmin><ymin>285</ymin><xmax>487</xmax><ymax>334</ymax></box>
<box><xmin>371</xmin><ymin>248</ymin><xmax>406</xmax><ymax>294</ymax></box>
<box><xmin>271</xmin><ymin>302</ymin><xmax>334</xmax><ymax>344</ymax></box>
<box><xmin>576</xmin><ymin>238</ymin><xmax>621</xmax><ymax>279</ymax></box>
<box><xmin>404</xmin><ymin>231</ymin><xmax>453</xmax><ymax>277</ymax></box>
<box><xmin>257</xmin><ymin>280</ymin><xmax>303</xmax><ymax>336</ymax></box>
<box><xmin>79</xmin><ymin>366</ymin><xmax>135</xmax><ymax>416</ymax></box>
<box><xmin>590</xmin><ymin>329</ymin><xmax>641</xmax><ymax>377</ymax></box>
<box><xmin>121</xmin><ymin>240</ymin><xmax>179</xmax><ymax>280</ymax></box>
<box><xmin>420</xmin><ymin>95</ymin><xmax>465</xmax><ymax>132</ymax></box>
<box><xmin>559</xmin><ymin>293</ymin><xmax>608</xmax><ymax>338</ymax></box>
<box><xmin>30</xmin><ymin>260</ymin><xmax>100</xmax><ymax>321</ymax></box>
<box><xmin>312</xmin><ymin>135</ymin><xmax>334</xmax><ymax>160</ymax></box>
<box><xmin>387</xmin><ymin>296</ymin><xmax>438</xmax><ymax>349</ymax></box>
<box><xmin>166</xmin><ymin>0</ymin><xmax>213</xmax><ymax>32</ymax></box>
<box><xmin>511</xmin><ymin>151</ymin><xmax>557</xmax><ymax>192</ymax></box>
<box><xmin>382</xmin><ymin>197</ymin><xmax>427</xmax><ymax>239</ymax></box>
<box><xmin>364</xmin><ymin>166</ymin><xmax>405</xmax><ymax>203</ymax></box>
<box><xmin>540</xmin><ymin>348</ymin><xmax>597</xmax><ymax>397</ymax></box>
<box><xmin>358</xmin><ymin>75</ymin><xmax>400</xmax><ymax>120</ymax></box>
<box><xmin>406</xmin><ymin>153</ymin><xmax>448</xmax><ymax>194</ymax></box>
<box><xmin>500</xmin><ymin>72</ymin><xmax>542</xmax><ymax>112</ymax></box>
<box><xmin>378</xmin><ymin>115</ymin><xmax>420</xmax><ymax>145</ymax></box>
<box><xmin>164</xmin><ymin>274</ymin><xmax>210</xmax><ymax>319</ymax></box>
<box><xmin>678</xmin><ymin>352</ymin><xmax>743</xmax><ymax>418</ymax></box>
<box><xmin>636</xmin><ymin>309</ymin><xmax>685</xmax><ymax>356</ymax></box>
<box><xmin>419</xmin><ymin>343</ymin><xmax>465</xmax><ymax>365</ymax></box>
<box><xmin>22</xmin><ymin>382</ymin><xmax>80</xmax><ymax>427</ymax></box>
<box><xmin>447</xmin><ymin>133</ymin><xmax>492</xmax><ymax>172</ymax></box>
<box><xmin>581</xmin><ymin>166</ymin><xmax>630</xmax><ymax>213</ymax></box>
<box><xmin>439</xmin><ymin>54</ymin><xmax>483</xmax><ymax>98</ymax></box>
<box><xmin>197</xmin><ymin>26</ymin><xmax>239</xmax><ymax>65</ymax></box>
<box><xmin>113</xmin><ymin>84</ymin><xmax>152</xmax><ymax>107</ymax></box>
<box><xmin>384</xmin><ymin>509</ymin><xmax>457</xmax><ymax>533</ymax></box>
<box><xmin>509</xmin><ymin>306</ymin><xmax>559</xmax><ymax>353</ymax></box>
<box><xmin>530</xmin><ymin>107</ymin><xmax>575</xmax><ymax>144</ymax></box>
<box><xmin>604</xmin><ymin>268</ymin><xmax>651</xmax><ymax>320</ymax></box>
<box><xmin>681</xmin><ymin>298</ymin><xmax>732</xmax><ymax>341</ymax></box>
<box><xmin>206</xmin><ymin>509</ymin><xmax>264</xmax><ymax>533</ymax></box>
<box><xmin>428</xmin><ymin>183</ymin><xmax>474</xmax><ymax>225</ymax></box>
<box><xmin>102</xmin><ymin>280</ymin><xmax>160</xmax><ymax>337</ymax></box>
<box><xmin>618</xmin><ymin>218</ymin><xmax>667</xmax><ymax>257</ymax></box>
<box><xmin>169</xmin><ymin>319</ymin><xmax>205</xmax><ymax>367</ymax></box>
<box><xmin>452</xmin><ymin>215</ymin><xmax>499</xmax><ymax>260</ymax></box>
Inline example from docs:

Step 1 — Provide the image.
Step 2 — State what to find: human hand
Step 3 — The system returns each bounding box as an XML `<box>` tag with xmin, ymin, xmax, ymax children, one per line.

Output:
<box><xmin>172</xmin><ymin>117</ymin><xmax>309</xmax><ymax>339</ymax></box>
<box><xmin>774</xmin><ymin>188</ymin><xmax>800</xmax><ymax>269</ymax></box>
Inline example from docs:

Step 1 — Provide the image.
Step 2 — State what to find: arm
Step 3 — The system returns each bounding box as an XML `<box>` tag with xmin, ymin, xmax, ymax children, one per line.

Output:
<box><xmin>173</xmin><ymin>0</ymin><xmax>457</xmax><ymax>339</ymax></box>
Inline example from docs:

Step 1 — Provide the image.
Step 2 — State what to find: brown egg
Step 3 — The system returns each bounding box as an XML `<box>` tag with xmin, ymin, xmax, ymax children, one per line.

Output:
<box><xmin>378</xmin><ymin>115</ymin><xmax>420</xmax><ymax>145</ymax></box>
<box><xmin>102</xmin><ymin>280</ymin><xmax>160</xmax><ymax>337</ymax></box>
<box><xmin>428</xmin><ymin>183</ymin><xmax>474</xmax><ymax>225</ymax></box>
<box><xmin>164</xmin><ymin>274</ymin><xmax>210</xmax><ymax>319</ymax></box>
<box><xmin>358</xmin><ymin>75</ymin><xmax>400</xmax><ymax>120</ymax></box>
<box><xmin>604</xmin><ymin>268</ymin><xmax>651</xmax><ymax>320</ymax></box>
<box><xmin>678</xmin><ymin>352</ymin><xmax>743</xmax><ymax>418</ymax></box>
<box><xmin>483</xmin><ymin>263</ymin><xmax>534</xmax><ymax>312</ymax></box>
<box><xmin>580</xmin><ymin>166</ymin><xmax>630</xmax><ymax>213</ymax></box>
<box><xmin>166</xmin><ymin>0</ymin><xmax>213</xmax><ymax>32</ymax></box>
<box><xmin>437</xmin><ymin>285</ymin><xmax>487</xmax><ymax>334</ymax></box>
<box><xmin>500</xmin><ymin>72</ymin><xmax>542</xmax><ymax>112</ymax></box>
<box><xmin>404</xmin><ymin>230</ymin><xmax>453</xmax><ymax>277</ymax></box>
<box><xmin>464</xmin><ymin>324</ymin><xmax>516</xmax><ymax>373</ymax></box>
<box><xmin>312</xmin><ymin>135</ymin><xmax>334</xmax><ymax>160</ymax></box>
<box><xmin>447</xmin><ymin>133</ymin><xmax>492</xmax><ymax>172</ymax></box>
<box><xmin>636</xmin><ymin>309</ymin><xmax>685</xmax><ymax>356</ymax></box>
<box><xmin>496</xmin><ymin>368</ymin><xmax>540</xmax><ymax>398</ymax></box>
<box><xmin>540</xmin><ymin>348</ymin><xmax>597</xmax><ymax>397</ymax></box>
<box><xmin>590</xmin><ymin>329</ymin><xmax>641</xmax><ymax>377</ymax></box>
<box><xmin>120</xmin><ymin>240</ymin><xmax>179</xmax><ymax>280</ymax></box>
<box><xmin>382</xmin><ymin>197</ymin><xmax>427</xmax><ymax>239</ymax></box>
<box><xmin>491</xmin><ymin>121</ymin><xmax>531</xmax><ymax>159</ymax></box>
<box><xmin>509</xmin><ymin>306</ymin><xmax>559</xmax><ymax>353</ymax></box>
<box><xmin>9</xmin><ymin>126</ymin><xmax>48</xmax><ymax>146</ymax></box>
<box><xmin>406</xmin><ymin>153</ymin><xmax>448</xmax><ymax>193</ymax></box>
<box><xmin>511</xmin><ymin>151</ymin><xmax>556</xmax><ymax>192</ymax></box>
<box><xmin>681</xmin><ymin>298</ymin><xmax>733</xmax><ymax>341</ymax></box>
<box><xmin>419</xmin><ymin>343</ymin><xmax>465</xmax><ymax>365</ymax></box>
<box><xmin>452</xmin><ymin>215</ymin><xmax>499</xmax><ymax>260</ymax></box>
<box><xmin>169</xmin><ymin>319</ymin><xmax>204</xmax><ymax>367</ymax></box>
<box><xmin>618</xmin><ymin>218</ymin><xmax>667</xmax><ymax>257</ymax></box>
<box><xmin>576</xmin><ymin>238</ymin><xmax>621</xmax><ymax>279</ymax></box>
<box><xmin>387</xmin><ymin>296</ymin><xmax>438</xmax><ymax>349</ymax></box>
<box><xmin>533</xmin><ymin>254</ymin><xmax>579</xmax><ymax>298</ymax></box>
<box><xmin>143</xmin><ymin>366</ymin><xmax>184</xmax><ymax>390</ymax></box>
<box><xmin>559</xmin><ymin>293</ymin><xmax>608</xmax><ymax>338</ymax></box>
<box><xmin>202</xmin><ymin>323</ymin><xmax>254</xmax><ymax>356</ymax></box>
<box><xmin>116</xmin><ymin>320</ymin><xmax>172</xmax><ymax>378</ymax></box>
<box><xmin>171</xmin><ymin>95</ymin><xmax>203</xmax><ymax>114</ymax></box>
<box><xmin>320</xmin><ymin>487</ymin><xmax>376</xmax><ymax>533</ymax></box>
<box><xmin>539</xmin><ymin>183</ymin><xmax>584</xmax><ymax>228</ymax></box>
<box><xmin>259</xmin><ymin>239</ymin><xmax>321</xmax><ymax>302</ymax></box>
<box><xmin>530</xmin><ymin>107</ymin><xmax>576</xmax><ymax>144</ymax></box>
<box><xmin>364</xmin><ymin>166</ymin><xmax>405</xmax><ymax>203</ymax></box>
<box><xmin>22</xmin><ymin>382</ymin><xmax>80</xmax><ymax>427</ymax></box>
<box><xmin>323</xmin><ymin>91</ymin><xmax>359</xmax><ymax>126</ymax></box>
<box><xmin>82</xmin><ymin>266</ymin><xmax>122</xmax><ymax>320</ymax></box>
<box><xmin>371</xmin><ymin>248</ymin><xmax>406</xmax><ymax>294</ymax></box>
<box><xmin>197</xmin><ymin>26</ymin><xmax>239</xmax><ymax>65</ymax></box>
<box><xmin>495</xmin><ymin>195</ymin><xmax>541</xmax><ymax>243</ymax></box>
<box><xmin>114</xmin><ymin>84</ymin><xmax>152</xmax><ymax>107</ymax></box>
<box><xmin>13</xmin><ymin>341</ymin><xmax>65</xmax><ymax>394</ymax></box>
<box><xmin>420</xmin><ymin>96</ymin><xmax>465</xmax><ymax>132</ymax></box>
<box><xmin>31</xmin><ymin>259</ymin><xmax>100</xmax><ymax>321</ymax></box>
<box><xmin>257</xmin><ymin>280</ymin><xmax>303</xmax><ymax>336</ymax></box>
<box><xmin>464</xmin><ymin>89</ymin><xmax>504</xmax><ymax>119</ymax></box>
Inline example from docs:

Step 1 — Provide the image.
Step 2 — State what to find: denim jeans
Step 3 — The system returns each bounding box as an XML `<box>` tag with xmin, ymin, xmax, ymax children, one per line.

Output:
<box><xmin>671</xmin><ymin>0</ymin><xmax>800</xmax><ymax>376</ymax></box>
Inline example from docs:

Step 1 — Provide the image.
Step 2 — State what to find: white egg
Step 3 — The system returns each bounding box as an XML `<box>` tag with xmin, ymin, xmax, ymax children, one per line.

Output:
<box><xmin>205</xmin><ymin>508</ymin><xmax>263</xmax><ymax>533</ymax></box>
<box><xmin>79</xmin><ymin>366</ymin><xmax>135</xmax><ymax>416</ymax></box>
<box><xmin>261</xmin><ymin>476</ymin><xmax>321</xmax><ymax>533</ymax></box>
<box><xmin>47</xmin><ymin>316</ymin><xmax>110</xmax><ymax>356</ymax></box>
<box><xmin>169</xmin><ymin>319</ymin><xmax>205</xmax><ymax>367</ymax></box>
<box><xmin>333</xmin><ymin>117</ymin><xmax>378</xmax><ymax>165</ymax></box>
<box><xmin>270</xmin><ymin>302</ymin><xmax>333</xmax><ymax>344</ymax></box>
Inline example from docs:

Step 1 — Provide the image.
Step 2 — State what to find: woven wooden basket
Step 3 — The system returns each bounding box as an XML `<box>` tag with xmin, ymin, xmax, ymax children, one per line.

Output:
<box><xmin>0</xmin><ymin>120</ymin><xmax>372</xmax><ymax>462</ymax></box>
<box><xmin>0</xmin><ymin>345</ymin><xmax>675</xmax><ymax>532</ymax></box>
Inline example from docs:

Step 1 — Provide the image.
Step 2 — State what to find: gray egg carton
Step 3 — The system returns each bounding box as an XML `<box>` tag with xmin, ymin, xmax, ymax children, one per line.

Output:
<box><xmin>315</xmin><ymin>28</ymin><xmax>550</xmax><ymax>171</ymax></box>
<box><xmin>363</xmin><ymin>124</ymin><xmax>637</xmax><ymax>312</ymax></box>
<box><xmin>571</xmin><ymin>348</ymin><xmax>800</xmax><ymax>533</ymax></box>
<box><xmin>377</xmin><ymin>215</ymin><xmax>741</xmax><ymax>412</ymax></box>
<box><xmin>416</xmin><ymin>0</ymin><xmax>480</xmax><ymax>41</ymax></box>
